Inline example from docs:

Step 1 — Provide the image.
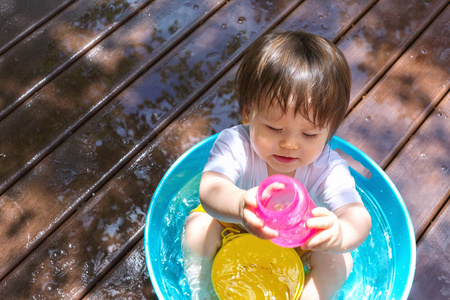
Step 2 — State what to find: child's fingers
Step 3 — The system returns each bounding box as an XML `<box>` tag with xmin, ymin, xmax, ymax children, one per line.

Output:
<box><xmin>260</xmin><ymin>225</ymin><xmax>279</xmax><ymax>239</ymax></box>
<box><xmin>244</xmin><ymin>208</ymin><xmax>264</xmax><ymax>228</ymax></box>
<box><xmin>243</xmin><ymin>209</ymin><xmax>278</xmax><ymax>239</ymax></box>
<box><xmin>302</xmin><ymin>209</ymin><xmax>342</xmax><ymax>251</ymax></box>
<box><xmin>302</xmin><ymin>231</ymin><xmax>330</xmax><ymax>250</ymax></box>
<box><xmin>303</xmin><ymin>228</ymin><xmax>342</xmax><ymax>251</ymax></box>
<box><xmin>243</xmin><ymin>187</ymin><xmax>258</xmax><ymax>207</ymax></box>
<box><xmin>306</xmin><ymin>207</ymin><xmax>337</xmax><ymax>229</ymax></box>
<box><xmin>306</xmin><ymin>216</ymin><xmax>334</xmax><ymax>229</ymax></box>
<box><xmin>261</xmin><ymin>182</ymin><xmax>285</xmax><ymax>200</ymax></box>
<box><xmin>311</xmin><ymin>207</ymin><xmax>332</xmax><ymax>217</ymax></box>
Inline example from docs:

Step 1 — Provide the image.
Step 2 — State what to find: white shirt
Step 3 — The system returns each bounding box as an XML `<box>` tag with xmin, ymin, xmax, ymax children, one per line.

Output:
<box><xmin>203</xmin><ymin>125</ymin><xmax>362</xmax><ymax>212</ymax></box>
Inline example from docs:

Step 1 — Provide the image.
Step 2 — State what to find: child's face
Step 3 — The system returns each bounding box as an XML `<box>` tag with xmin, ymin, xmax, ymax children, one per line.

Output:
<box><xmin>242</xmin><ymin>100</ymin><xmax>330</xmax><ymax>177</ymax></box>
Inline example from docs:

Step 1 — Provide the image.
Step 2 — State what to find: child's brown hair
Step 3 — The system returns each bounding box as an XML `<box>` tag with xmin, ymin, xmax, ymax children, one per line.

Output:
<box><xmin>235</xmin><ymin>31</ymin><xmax>351</xmax><ymax>139</ymax></box>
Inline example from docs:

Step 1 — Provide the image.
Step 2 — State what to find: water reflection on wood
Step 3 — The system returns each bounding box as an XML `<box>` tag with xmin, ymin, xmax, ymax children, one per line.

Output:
<box><xmin>0</xmin><ymin>0</ymin><xmax>76</xmax><ymax>54</ymax></box>
<box><xmin>0</xmin><ymin>0</ymin><xmax>151</xmax><ymax>119</ymax></box>
<box><xmin>0</xmin><ymin>0</ymin><xmax>225</xmax><ymax>193</ymax></box>
<box><xmin>0</xmin><ymin>0</ymin><xmax>448</xmax><ymax>299</ymax></box>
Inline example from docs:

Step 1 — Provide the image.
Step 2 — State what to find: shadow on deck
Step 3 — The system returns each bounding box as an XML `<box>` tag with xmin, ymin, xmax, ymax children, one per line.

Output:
<box><xmin>0</xmin><ymin>0</ymin><xmax>448</xmax><ymax>299</ymax></box>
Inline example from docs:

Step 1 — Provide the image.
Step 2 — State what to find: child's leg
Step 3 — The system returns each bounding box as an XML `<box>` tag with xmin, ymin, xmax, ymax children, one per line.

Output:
<box><xmin>182</xmin><ymin>212</ymin><xmax>223</xmax><ymax>300</ymax></box>
<box><xmin>300</xmin><ymin>251</ymin><xmax>353</xmax><ymax>300</ymax></box>
<box><xmin>182</xmin><ymin>211</ymin><xmax>224</xmax><ymax>257</ymax></box>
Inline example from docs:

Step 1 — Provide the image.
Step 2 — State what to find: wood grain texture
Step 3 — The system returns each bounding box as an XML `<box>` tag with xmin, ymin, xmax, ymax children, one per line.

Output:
<box><xmin>409</xmin><ymin>201</ymin><xmax>450</xmax><ymax>300</ymax></box>
<box><xmin>0</xmin><ymin>0</ymin><xmax>76</xmax><ymax>54</ymax></box>
<box><xmin>386</xmin><ymin>94</ymin><xmax>450</xmax><ymax>238</ymax></box>
<box><xmin>0</xmin><ymin>0</ymin><xmax>225</xmax><ymax>194</ymax></box>
<box><xmin>337</xmin><ymin>6</ymin><xmax>449</xmax><ymax>168</ymax></box>
<box><xmin>0</xmin><ymin>0</ymin><xmax>152</xmax><ymax>119</ymax></box>
<box><xmin>0</xmin><ymin>0</ymin><xmax>447</xmax><ymax>298</ymax></box>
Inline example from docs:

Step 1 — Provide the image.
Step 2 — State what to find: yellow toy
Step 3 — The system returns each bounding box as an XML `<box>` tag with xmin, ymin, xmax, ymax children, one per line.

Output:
<box><xmin>211</xmin><ymin>229</ymin><xmax>305</xmax><ymax>300</ymax></box>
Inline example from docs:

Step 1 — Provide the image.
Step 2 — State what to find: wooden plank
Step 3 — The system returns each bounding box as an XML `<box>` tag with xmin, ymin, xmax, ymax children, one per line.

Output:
<box><xmin>386</xmin><ymin>93</ymin><xmax>450</xmax><ymax>238</ymax></box>
<box><xmin>0</xmin><ymin>0</ymin><xmax>152</xmax><ymax>120</ymax></box>
<box><xmin>276</xmin><ymin>0</ymin><xmax>376</xmax><ymax>42</ymax></box>
<box><xmin>0</xmin><ymin>0</ymin><xmax>226</xmax><ymax>194</ymax></box>
<box><xmin>336</xmin><ymin>6</ymin><xmax>449</xmax><ymax>168</ymax></box>
<box><xmin>0</xmin><ymin>0</ymin><xmax>304</xmax><ymax>297</ymax></box>
<box><xmin>0</xmin><ymin>0</ymin><xmax>76</xmax><ymax>55</ymax></box>
<box><xmin>409</xmin><ymin>201</ymin><xmax>449</xmax><ymax>300</ymax></box>
<box><xmin>336</xmin><ymin>0</ymin><xmax>447</xmax><ymax>109</ymax></box>
<box><xmin>0</xmin><ymin>0</ymin><xmax>226</xmax><ymax>279</ymax></box>
<box><xmin>85</xmin><ymin>240</ymin><xmax>158</xmax><ymax>299</ymax></box>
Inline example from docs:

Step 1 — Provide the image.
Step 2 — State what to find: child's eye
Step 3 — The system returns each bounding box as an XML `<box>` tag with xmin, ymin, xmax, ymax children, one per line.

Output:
<box><xmin>303</xmin><ymin>133</ymin><xmax>318</xmax><ymax>139</ymax></box>
<box><xmin>267</xmin><ymin>125</ymin><xmax>282</xmax><ymax>133</ymax></box>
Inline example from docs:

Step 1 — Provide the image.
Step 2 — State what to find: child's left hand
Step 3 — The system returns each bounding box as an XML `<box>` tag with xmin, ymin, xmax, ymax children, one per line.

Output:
<box><xmin>301</xmin><ymin>207</ymin><xmax>343</xmax><ymax>252</ymax></box>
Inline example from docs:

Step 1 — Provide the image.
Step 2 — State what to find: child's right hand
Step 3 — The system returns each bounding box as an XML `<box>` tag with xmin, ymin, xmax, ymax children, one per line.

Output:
<box><xmin>239</xmin><ymin>185</ymin><xmax>280</xmax><ymax>240</ymax></box>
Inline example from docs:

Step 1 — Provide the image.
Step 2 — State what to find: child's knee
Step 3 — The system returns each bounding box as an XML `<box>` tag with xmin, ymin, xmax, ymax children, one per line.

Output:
<box><xmin>182</xmin><ymin>212</ymin><xmax>223</xmax><ymax>258</ymax></box>
<box><xmin>311</xmin><ymin>251</ymin><xmax>353</xmax><ymax>283</ymax></box>
<box><xmin>328</xmin><ymin>252</ymin><xmax>353</xmax><ymax>281</ymax></box>
<box><xmin>300</xmin><ymin>252</ymin><xmax>353</xmax><ymax>300</ymax></box>
<box><xmin>342</xmin><ymin>252</ymin><xmax>353</xmax><ymax>278</ymax></box>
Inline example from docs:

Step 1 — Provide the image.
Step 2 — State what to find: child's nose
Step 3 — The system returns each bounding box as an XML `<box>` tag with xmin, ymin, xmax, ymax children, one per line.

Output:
<box><xmin>280</xmin><ymin>137</ymin><xmax>299</xmax><ymax>150</ymax></box>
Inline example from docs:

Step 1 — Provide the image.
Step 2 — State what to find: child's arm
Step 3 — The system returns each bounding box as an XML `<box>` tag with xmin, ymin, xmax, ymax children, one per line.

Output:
<box><xmin>199</xmin><ymin>171</ymin><xmax>278</xmax><ymax>239</ymax></box>
<box><xmin>302</xmin><ymin>202</ymin><xmax>371</xmax><ymax>253</ymax></box>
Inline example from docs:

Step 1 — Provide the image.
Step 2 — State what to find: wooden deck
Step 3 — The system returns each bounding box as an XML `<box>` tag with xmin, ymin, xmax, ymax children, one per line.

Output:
<box><xmin>0</xmin><ymin>0</ymin><xmax>448</xmax><ymax>299</ymax></box>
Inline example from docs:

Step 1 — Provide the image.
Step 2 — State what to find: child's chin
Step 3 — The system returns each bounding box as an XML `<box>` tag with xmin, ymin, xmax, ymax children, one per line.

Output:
<box><xmin>268</xmin><ymin>164</ymin><xmax>297</xmax><ymax>176</ymax></box>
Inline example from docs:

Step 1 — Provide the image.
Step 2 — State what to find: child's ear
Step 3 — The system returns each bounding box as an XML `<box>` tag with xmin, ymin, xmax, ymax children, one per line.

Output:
<box><xmin>241</xmin><ymin>106</ymin><xmax>250</xmax><ymax>124</ymax></box>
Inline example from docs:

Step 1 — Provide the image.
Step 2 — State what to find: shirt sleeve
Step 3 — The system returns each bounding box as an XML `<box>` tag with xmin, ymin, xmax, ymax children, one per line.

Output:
<box><xmin>309</xmin><ymin>149</ymin><xmax>362</xmax><ymax>212</ymax></box>
<box><xmin>202</xmin><ymin>127</ymin><xmax>248</xmax><ymax>184</ymax></box>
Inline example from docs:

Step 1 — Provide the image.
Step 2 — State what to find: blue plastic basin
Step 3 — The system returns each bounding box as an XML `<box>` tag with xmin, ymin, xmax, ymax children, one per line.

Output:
<box><xmin>144</xmin><ymin>134</ymin><xmax>416</xmax><ymax>299</ymax></box>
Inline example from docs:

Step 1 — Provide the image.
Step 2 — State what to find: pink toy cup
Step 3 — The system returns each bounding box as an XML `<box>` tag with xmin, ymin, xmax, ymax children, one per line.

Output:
<box><xmin>254</xmin><ymin>174</ymin><xmax>317</xmax><ymax>248</ymax></box>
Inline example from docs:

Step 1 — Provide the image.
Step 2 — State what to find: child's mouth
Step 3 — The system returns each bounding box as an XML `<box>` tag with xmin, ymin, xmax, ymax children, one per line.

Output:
<box><xmin>273</xmin><ymin>155</ymin><xmax>297</xmax><ymax>164</ymax></box>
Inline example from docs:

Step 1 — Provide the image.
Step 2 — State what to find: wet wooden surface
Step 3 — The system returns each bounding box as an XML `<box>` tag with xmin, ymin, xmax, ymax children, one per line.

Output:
<box><xmin>0</xmin><ymin>0</ymin><xmax>448</xmax><ymax>299</ymax></box>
